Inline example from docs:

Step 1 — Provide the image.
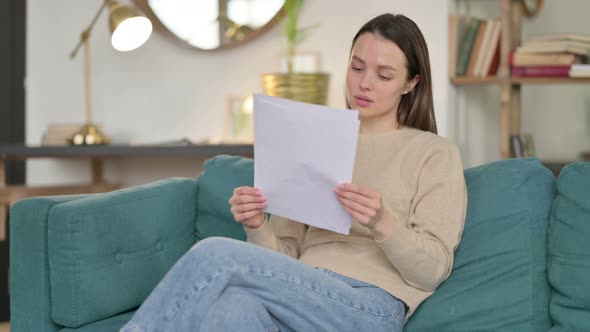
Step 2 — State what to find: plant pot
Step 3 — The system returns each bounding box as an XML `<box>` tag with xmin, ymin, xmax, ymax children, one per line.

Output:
<box><xmin>261</xmin><ymin>73</ymin><xmax>330</xmax><ymax>105</ymax></box>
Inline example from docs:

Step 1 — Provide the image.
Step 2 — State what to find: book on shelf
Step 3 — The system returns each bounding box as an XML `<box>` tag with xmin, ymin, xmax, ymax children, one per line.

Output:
<box><xmin>516</xmin><ymin>42</ymin><xmax>590</xmax><ymax>56</ymax></box>
<box><xmin>455</xmin><ymin>17</ymin><xmax>481</xmax><ymax>76</ymax></box>
<box><xmin>510</xmin><ymin>134</ymin><xmax>536</xmax><ymax>158</ymax></box>
<box><xmin>510</xmin><ymin>135</ymin><xmax>524</xmax><ymax>158</ymax></box>
<box><xmin>511</xmin><ymin>65</ymin><xmax>571</xmax><ymax>77</ymax></box>
<box><xmin>465</xmin><ymin>20</ymin><xmax>488</xmax><ymax>76</ymax></box>
<box><xmin>527</xmin><ymin>33</ymin><xmax>590</xmax><ymax>44</ymax></box>
<box><xmin>569</xmin><ymin>64</ymin><xmax>590</xmax><ymax>77</ymax></box>
<box><xmin>448</xmin><ymin>15</ymin><xmax>470</xmax><ymax>77</ymax></box>
<box><xmin>479</xmin><ymin>21</ymin><xmax>501</xmax><ymax>77</ymax></box>
<box><xmin>511</xmin><ymin>34</ymin><xmax>590</xmax><ymax>77</ymax></box>
<box><xmin>521</xmin><ymin>133</ymin><xmax>536</xmax><ymax>158</ymax></box>
<box><xmin>517</xmin><ymin>34</ymin><xmax>590</xmax><ymax>56</ymax></box>
<box><xmin>450</xmin><ymin>15</ymin><xmax>501</xmax><ymax>78</ymax></box>
<box><xmin>510</xmin><ymin>52</ymin><xmax>579</xmax><ymax>66</ymax></box>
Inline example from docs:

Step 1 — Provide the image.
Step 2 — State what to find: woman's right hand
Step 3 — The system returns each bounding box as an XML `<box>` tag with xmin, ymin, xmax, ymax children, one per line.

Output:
<box><xmin>228</xmin><ymin>186</ymin><xmax>267</xmax><ymax>229</ymax></box>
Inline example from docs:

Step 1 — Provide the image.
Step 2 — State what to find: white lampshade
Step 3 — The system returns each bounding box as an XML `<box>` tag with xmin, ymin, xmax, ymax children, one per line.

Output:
<box><xmin>111</xmin><ymin>16</ymin><xmax>152</xmax><ymax>51</ymax></box>
<box><xmin>109</xmin><ymin>2</ymin><xmax>152</xmax><ymax>52</ymax></box>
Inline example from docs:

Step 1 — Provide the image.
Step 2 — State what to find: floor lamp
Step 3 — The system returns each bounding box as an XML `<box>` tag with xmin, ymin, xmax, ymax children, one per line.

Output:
<box><xmin>69</xmin><ymin>0</ymin><xmax>152</xmax><ymax>145</ymax></box>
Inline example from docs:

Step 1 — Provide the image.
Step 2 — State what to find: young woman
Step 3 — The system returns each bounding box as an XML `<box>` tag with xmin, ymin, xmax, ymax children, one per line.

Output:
<box><xmin>121</xmin><ymin>13</ymin><xmax>466</xmax><ymax>332</ymax></box>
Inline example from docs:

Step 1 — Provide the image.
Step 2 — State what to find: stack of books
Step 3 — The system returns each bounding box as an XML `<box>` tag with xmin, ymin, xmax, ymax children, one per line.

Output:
<box><xmin>511</xmin><ymin>34</ymin><xmax>590</xmax><ymax>77</ymax></box>
<box><xmin>449</xmin><ymin>15</ymin><xmax>502</xmax><ymax>78</ymax></box>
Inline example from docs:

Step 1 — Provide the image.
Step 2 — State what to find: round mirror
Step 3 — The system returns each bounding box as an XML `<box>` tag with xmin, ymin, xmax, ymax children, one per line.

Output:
<box><xmin>133</xmin><ymin>0</ymin><xmax>285</xmax><ymax>50</ymax></box>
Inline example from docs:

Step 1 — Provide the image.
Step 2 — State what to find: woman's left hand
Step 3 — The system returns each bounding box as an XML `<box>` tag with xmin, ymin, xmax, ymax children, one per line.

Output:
<box><xmin>335</xmin><ymin>183</ymin><xmax>385</xmax><ymax>231</ymax></box>
<box><xmin>335</xmin><ymin>183</ymin><xmax>397</xmax><ymax>240</ymax></box>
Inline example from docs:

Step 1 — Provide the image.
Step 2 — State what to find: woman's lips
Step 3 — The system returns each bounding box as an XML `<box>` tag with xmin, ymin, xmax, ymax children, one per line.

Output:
<box><xmin>355</xmin><ymin>96</ymin><xmax>373</xmax><ymax>108</ymax></box>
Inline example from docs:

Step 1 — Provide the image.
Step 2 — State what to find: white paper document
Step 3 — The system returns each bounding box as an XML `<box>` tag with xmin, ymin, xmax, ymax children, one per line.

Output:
<box><xmin>253</xmin><ymin>94</ymin><xmax>360</xmax><ymax>235</ymax></box>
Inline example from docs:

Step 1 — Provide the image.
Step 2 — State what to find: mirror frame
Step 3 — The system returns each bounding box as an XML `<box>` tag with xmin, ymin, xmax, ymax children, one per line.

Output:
<box><xmin>132</xmin><ymin>0</ymin><xmax>285</xmax><ymax>51</ymax></box>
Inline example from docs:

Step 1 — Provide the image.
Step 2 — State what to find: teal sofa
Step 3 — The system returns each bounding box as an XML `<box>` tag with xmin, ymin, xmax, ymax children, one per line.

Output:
<box><xmin>9</xmin><ymin>156</ymin><xmax>590</xmax><ymax>331</ymax></box>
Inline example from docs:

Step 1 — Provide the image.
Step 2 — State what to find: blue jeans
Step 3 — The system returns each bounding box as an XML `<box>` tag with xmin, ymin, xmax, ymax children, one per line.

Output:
<box><xmin>120</xmin><ymin>237</ymin><xmax>405</xmax><ymax>332</ymax></box>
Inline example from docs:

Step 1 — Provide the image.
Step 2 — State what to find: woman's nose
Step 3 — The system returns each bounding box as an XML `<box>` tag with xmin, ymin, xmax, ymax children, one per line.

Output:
<box><xmin>359</xmin><ymin>73</ymin><xmax>373</xmax><ymax>91</ymax></box>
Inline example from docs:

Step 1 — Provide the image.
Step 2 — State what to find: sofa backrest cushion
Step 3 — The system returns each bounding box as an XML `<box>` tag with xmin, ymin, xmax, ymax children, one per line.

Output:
<box><xmin>548</xmin><ymin>162</ymin><xmax>590</xmax><ymax>331</ymax></box>
<box><xmin>195</xmin><ymin>155</ymin><xmax>253</xmax><ymax>241</ymax></box>
<box><xmin>47</xmin><ymin>178</ymin><xmax>197</xmax><ymax>328</ymax></box>
<box><xmin>405</xmin><ymin>158</ymin><xmax>555</xmax><ymax>332</ymax></box>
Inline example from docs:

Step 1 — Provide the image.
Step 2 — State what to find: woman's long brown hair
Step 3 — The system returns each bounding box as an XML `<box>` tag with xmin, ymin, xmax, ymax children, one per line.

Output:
<box><xmin>348</xmin><ymin>13</ymin><xmax>437</xmax><ymax>134</ymax></box>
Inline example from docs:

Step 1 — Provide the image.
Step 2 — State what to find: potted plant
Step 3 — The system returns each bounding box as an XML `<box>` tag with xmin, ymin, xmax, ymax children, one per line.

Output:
<box><xmin>262</xmin><ymin>0</ymin><xmax>330</xmax><ymax>105</ymax></box>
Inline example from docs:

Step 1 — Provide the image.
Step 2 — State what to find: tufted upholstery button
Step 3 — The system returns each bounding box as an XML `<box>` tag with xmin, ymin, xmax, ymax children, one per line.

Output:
<box><xmin>114</xmin><ymin>252</ymin><xmax>123</xmax><ymax>264</ymax></box>
<box><xmin>156</xmin><ymin>241</ymin><xmax>163</xmax><ymax>252</ymax></box>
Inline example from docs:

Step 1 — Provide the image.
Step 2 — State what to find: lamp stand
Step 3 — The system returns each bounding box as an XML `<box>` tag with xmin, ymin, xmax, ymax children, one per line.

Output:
<box><xmin>70</xmin><ymin>1</ymin><xmax>111</xmax><ymax>145</ymax></box>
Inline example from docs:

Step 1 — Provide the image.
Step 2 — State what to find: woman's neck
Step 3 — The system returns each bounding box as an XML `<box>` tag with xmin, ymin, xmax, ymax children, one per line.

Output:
<box><xmin>359</xmin><ymin>116</ymin><xmax>401</xmax><ymax>134</ymax></box>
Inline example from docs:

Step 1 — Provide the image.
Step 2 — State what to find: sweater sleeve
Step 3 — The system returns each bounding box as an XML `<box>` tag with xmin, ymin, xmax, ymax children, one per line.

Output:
<box><xmin>244</xmin><ymin>214</ymin><xmax>308</xmax><ymax>258</ymax></box>
<box><xmin>377</xmin><ymin>142</ymin><xmax>467</xmax><ymax>292</ymax></box>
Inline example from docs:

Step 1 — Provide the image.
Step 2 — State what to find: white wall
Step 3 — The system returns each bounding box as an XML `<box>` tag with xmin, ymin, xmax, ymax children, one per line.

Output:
<box><xmin>26</xmin><ymin>0</ymin><xmax>450</xmax><ymax>186</ymax></box>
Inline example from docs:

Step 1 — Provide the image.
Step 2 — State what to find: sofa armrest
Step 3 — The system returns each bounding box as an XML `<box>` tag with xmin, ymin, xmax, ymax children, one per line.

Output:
<box><xmin>47</xmin><ymin>177</ymin><xmax>198</xmax><ymax>328</ymax></box>
<box><xmin>10</xmin><ymin>177</ymin><xmax>198</xmax><ymax>331</ymax></box>
<box><xmin>10</xmin><ymin>194</ymin><xmax>91</xmax><ymax>332</ymax></box>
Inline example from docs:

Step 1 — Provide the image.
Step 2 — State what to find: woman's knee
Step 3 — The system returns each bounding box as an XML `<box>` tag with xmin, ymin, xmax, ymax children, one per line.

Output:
<box><xmin>185</xmin><ymin>237</ymin><xmax>246</xmax><ymax>264</ymax></box>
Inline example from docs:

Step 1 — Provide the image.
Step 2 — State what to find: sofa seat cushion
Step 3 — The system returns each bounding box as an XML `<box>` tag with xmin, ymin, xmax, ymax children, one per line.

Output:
<box><xmin>405</xmin><ymin>158</ymin><xmax>555</xmax><ymax>331</ymax></box>
<box><xmin>60</xmin><ymin>311</ymin><xmax>135</xmax><ymax>332</ymax></box>
<box><xmin>48</xmin><ymin>178</ymin><xmax>198</xmax><ymax>328</ymax></box>
<box><xmin>548</xmin><ymin>162</ymin><xmax>590</xmax><ymax>331</ymax></box>
<box><xmin>195</xmin><ymin>155</ymin><xmax>255</xmax><ymax>241</ymax></box>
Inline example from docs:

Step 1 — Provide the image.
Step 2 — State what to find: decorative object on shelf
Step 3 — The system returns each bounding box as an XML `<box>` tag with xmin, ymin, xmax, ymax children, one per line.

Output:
<box><xmin>510</xmin><ymin>134</ymin><xmax>524</xmax><ymax>158</ymax></box>
<box><xmin>521</xmin><ymin>133</ymin><xmax>536</xmax><ymax>157</ymax></box>
<box><xmin>509</xmin><ymin>133</ymin><xmax>537</xmax><ymax>158</ymax></box>
<box><xmin>261</xmin><ymin>0</ymin><xmax>329</xmax><ymax>105</ymax></box>
<box><xmin>222</xmin><ymin>95</ymin><xmax>254</xmax><ymax>143</ymax></box>
<box><xmin>134</xmin><ymin>0</ymin><xmax>285</xmax><ymax>51</ymax></box>
<box><xmin>520</xmin><ymin>0</ymin><xmax>543</xmax><ymax>18</ymax></box>
<box><xmin>69</xmin><ymin>0</ymin><xmax>152</xmax><ymax>145</ymax></box>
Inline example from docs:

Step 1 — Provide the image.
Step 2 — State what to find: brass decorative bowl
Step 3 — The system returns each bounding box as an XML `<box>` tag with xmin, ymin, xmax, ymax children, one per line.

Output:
<box><xmin>262</xmin><ymin>73</ymin><xmax>330</xmax><ymax>105</ymax></box>
<box><xmin>69</xmin><ymin>124</ymin><xmax>111</xmax><ymax>145</ymax></box>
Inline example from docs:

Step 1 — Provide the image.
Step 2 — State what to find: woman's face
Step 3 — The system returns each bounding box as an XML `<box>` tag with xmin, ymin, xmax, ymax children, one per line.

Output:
<box><xmin>346</xmin><ymin>32</ymin><xmax>418</xmax><ymax>130</ymax></box>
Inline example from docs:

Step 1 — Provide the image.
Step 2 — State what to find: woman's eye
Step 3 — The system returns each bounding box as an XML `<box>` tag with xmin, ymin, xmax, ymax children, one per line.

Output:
<box><xmin>378</xmin><ymin>75</ymin><xmax>392</xmax><ymax>81</ymax></box>
<box><xmin>351</xmin><ymin>66</ymin><xmax>363</xmax><ymax>71</ymax></box>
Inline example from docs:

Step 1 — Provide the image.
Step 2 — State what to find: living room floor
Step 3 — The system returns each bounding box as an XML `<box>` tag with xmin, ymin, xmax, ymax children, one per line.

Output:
<box><xmin>0</xmin><ymin>322</ymin><xmax>9</xmax><ymax>332</ymax></box>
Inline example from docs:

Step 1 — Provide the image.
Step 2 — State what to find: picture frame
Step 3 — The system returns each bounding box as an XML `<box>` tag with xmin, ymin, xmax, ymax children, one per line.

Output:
<box><xmin>222</xmin><ymin>95</ymin><xmax>254</xmax><ymax>143</ymax></box>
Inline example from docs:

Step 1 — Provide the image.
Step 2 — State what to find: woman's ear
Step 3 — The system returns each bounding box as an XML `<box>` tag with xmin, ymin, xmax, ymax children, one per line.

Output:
<box><xmin>403</xmin><ymin>75</ymin><xmax>420</xmax><ymax>94</ymax></box>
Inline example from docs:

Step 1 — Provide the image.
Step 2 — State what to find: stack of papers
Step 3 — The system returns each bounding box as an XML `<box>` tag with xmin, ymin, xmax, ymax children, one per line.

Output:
<box><xmin>253</xmin><ymin>94</ymin><xmax>359</xmax><ymax>235</ymax></box>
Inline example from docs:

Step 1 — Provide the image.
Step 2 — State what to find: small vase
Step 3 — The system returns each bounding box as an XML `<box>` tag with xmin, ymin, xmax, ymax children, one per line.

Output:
<box><xmin>261</xmin><ymin>73</ymin><xmax>330</xmax><ymax>105</ymax></box>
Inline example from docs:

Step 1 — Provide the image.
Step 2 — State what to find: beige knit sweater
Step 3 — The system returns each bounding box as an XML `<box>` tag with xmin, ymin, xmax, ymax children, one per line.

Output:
<box><xmin>245</xmin><ymin>126</ymin><xmax>467</xmax><ymax>318</ymax></box>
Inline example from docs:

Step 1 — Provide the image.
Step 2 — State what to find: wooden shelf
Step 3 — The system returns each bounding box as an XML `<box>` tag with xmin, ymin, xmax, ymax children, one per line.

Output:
<box><xmin>452</xmin><ymin>76</ymin><xmax>590</xmax><ymax>86</ymax></box>
<box><xmin>0</xmin><ymin>144</ymin><xmax>254</xmax><ymax>159</ymax></box>
<box><xmin>451</xmin><ymin>76</ymin><xmax>501</xmax><ymax>85</ymax></box>
<box><xmin>511</xmin><ymin>77</ymin><xmax>590</xmax><ymax>84</ymax></box>
<box><xmin>450</xmin><ymin>0</ymin><xmax>590</xmax><ymax>159</ymax></box>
